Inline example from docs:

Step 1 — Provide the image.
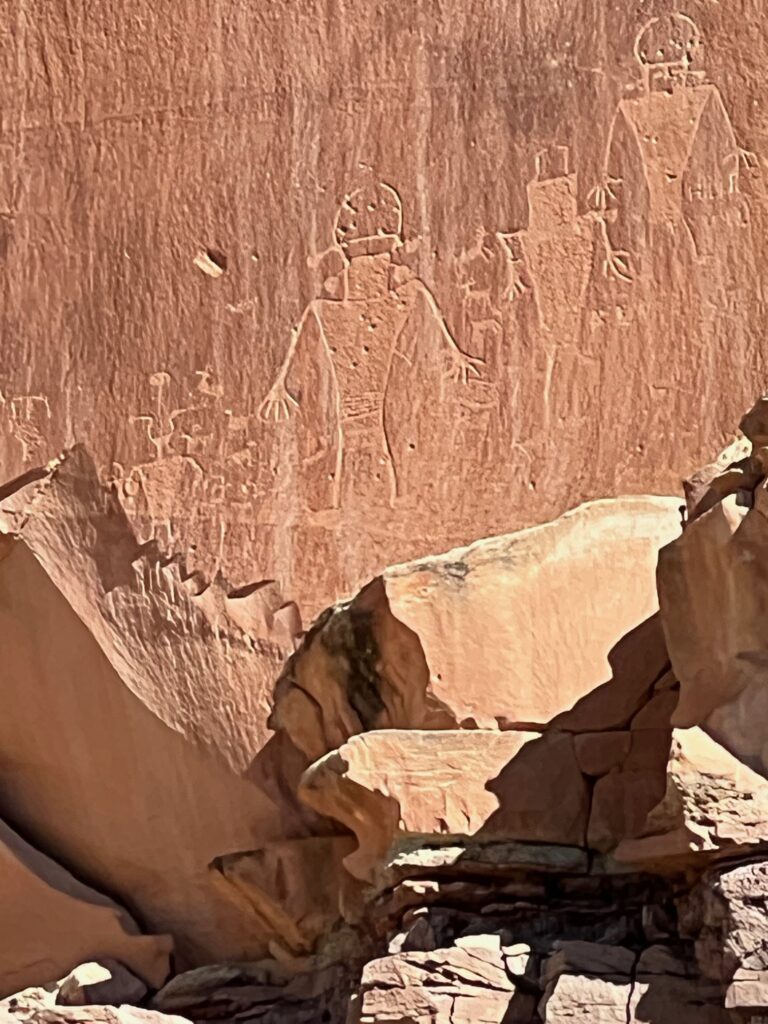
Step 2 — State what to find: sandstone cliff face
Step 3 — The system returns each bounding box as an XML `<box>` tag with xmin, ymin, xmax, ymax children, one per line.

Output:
<box><xmin>4</xmin><ymin>3</ymin><xmax>768</xmax><ymax>1017</ymax></box>
<box><xmin>2</xmin><ymin>3</ymin><xmax>767</xmax><ymax>613</ymax></box>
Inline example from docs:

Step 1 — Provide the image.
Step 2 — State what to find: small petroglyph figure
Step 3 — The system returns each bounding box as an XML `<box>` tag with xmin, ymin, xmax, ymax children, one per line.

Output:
<box><xmin>591</xmin><ymin>12</ymin><xmax>756</xmax><ymax>278</ymax></box>
<box><xmin>259</xmin><ymin>182</ymin><xmax>481</xmax><ymax>511</ymax></box>
<box><xmin>118</xmin><ymin>371</ymin><xmax>206</xmax><ymax>533</ymax></box>
<box><xmin>502</xmin><ymin>145</ymin><xmax>596</xmax><ymax>337</ymax></box>
<box><xmin>0</xmin><ymin>390</ymin><xmax>51</xmax><ymax>468</ymax></box>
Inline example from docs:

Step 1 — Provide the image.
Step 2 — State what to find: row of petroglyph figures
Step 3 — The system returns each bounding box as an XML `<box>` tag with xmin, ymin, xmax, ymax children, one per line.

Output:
<box><xmin>250</xmin><ymin>13</ymin><xmax>757</xmax><ymax>512</ymax></box>
<box><xmin>258</xmin><ymin>12</ymin><xmax>755</xmax><ymax>438</ymax></box>
<box><xmin>103</xmin><ymin>12</ymin><xmax>758</xmax><ymax>522</ymax></box>
<box><xmin>5</xmin><ymin>14</ymin><xmax>754</xmax><ymax>527</ymax></box>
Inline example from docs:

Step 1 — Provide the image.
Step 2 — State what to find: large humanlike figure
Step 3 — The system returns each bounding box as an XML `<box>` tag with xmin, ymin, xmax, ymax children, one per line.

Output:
<box><xmin>593</xmin><ymin>12</ymin><xmax>753</xmax><ymax>279</ymax></box>
<box><xmin>259</xmin><ymin>182</ymin><xmax>480</xmax><ymax>512</ymax></box>
<box><xmin>589</xmin><ymin>12</ymin><xmax>757</xmax><ymax>474</ymax></box>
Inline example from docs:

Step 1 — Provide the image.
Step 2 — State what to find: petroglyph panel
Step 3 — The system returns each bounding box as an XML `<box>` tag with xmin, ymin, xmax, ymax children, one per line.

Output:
<box><xmin>1</xmin><ymin>1</ymin><xmax>766</xmax><ymax>613</ymax></box>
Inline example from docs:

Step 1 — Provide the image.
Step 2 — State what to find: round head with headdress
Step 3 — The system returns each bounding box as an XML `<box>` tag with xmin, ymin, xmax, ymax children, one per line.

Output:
<box><xmin>634</xmin><ymin>13</ymin><xmax>701</xmax><ymax>72</ymax></box>
<box><xmin>333</xmin><ymin>183</ymin><xmax>403</xmax><ymax>258</ymax></box>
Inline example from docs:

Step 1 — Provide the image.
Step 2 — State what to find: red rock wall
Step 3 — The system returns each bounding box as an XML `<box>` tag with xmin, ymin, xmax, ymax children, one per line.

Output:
<box><xmin>2</xmin><ymin>2</ymin><xmax>766</xmax><ymax>613</ymax></box>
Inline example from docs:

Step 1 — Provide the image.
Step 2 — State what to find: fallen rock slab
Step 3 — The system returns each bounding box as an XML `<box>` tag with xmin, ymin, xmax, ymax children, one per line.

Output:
<box><xmin>614</xmin><ymin>727</ymin><xmax>768</xmax><ymax>866</ymax></box>
<box><xmin>353</xmin><ymin>946</ymin><xmax>523</xmax><ymax>1024</ymax></box>
<box><xmin>298</xmin><ymin>730</ymin><xmax>590</xmax><ymax>882</ymax></box>
<box><xmin>272</xmin><ymin>497</ymin><xmax>681</xmax><ymax>761</ymax></box>
<box><xmin>679</xmin><ymin>859</ymin><xmax>768</xmax><ymax>983</ymax></box>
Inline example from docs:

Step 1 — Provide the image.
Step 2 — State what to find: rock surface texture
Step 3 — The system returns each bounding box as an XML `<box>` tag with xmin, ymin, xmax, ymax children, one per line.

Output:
<box><xmin>1</xmin><ymin>4</ymin><xmax>767</xmax><ymax>615</ymax></box>
<box><xmin>9</xmin><ymin>403</ymin><xmax>768</xmax><ymax>1021</ymax></box>
<box><xmin>6</xmin><ymin>0</ymin><xmax>768</xmax><ymax>1016</ymax></box>
<box><xmin>0</xmin><ymin>450</ymin><xmax>303</xmax><ymax>966</ymax></box>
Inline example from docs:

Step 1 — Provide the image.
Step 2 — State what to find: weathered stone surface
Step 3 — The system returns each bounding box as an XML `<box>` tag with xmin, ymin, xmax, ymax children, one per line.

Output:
<box><xmin>3</xmin><ymin>3</ymin><xmax>763</xmax><ymax>617</ymax></box>
<box><xmin>726</xmin><ymin>969</ymin><xmax>768</xmax><ymax>1010</ymax></box>
<box><xmin>273</xmin><ymin>497</ymin><xmax>678</xmax><ymax>763</ymax></box>
<box><xmin>3</xmin><ymin>1010</ymin><xmax>192</xmax><ymax>1024</ymax></box>
<box><xmin>540</xmin><ymin>941</ymin><xmax>636</xmax><ymax>985</ymax></box>
<box><xmin>684</xmin><ymin>436</ymin><xmax>754</xmax><ymax>522</ymax></box>
<box><xmin>587</xmin><ymin>758</ymin><xmax>669</xmax><ymax>853</ymax></box>
<box><xmin>0</xmin><ymin>819</ymin><xmax>170</xmax><ymax>998</ymax></box>
<box><xmin>210</xmin><ymin>837</ymin><xmax>361</xmax><ymax>957</ymax></box>
<box><xmin>539</xmin><ymin>972</ymin><xmax>633</xmax><ymax>1024</ymax></box>
<box><xmin>574</xmin><ymin>732</ymin><xmax>631</xmax><ymax>777</ymax></box>
<box><xmin>679</xmin><ymin>860</ymin><xmax>768</xmax><ymax>984</ymax></box>
<box><xmin>354</xmin><ymin>946</ymin><xmax>519</xmax><ymax>1024</ymax></box>
<box><xmin>658</xmin><ymin>455</ymin><xmax>768</xmax><ymax>738</ymax></box>
<box><xmin>299</xmin><ymin>730</ymin><xmax>589</xmax><ymax>881</ymax></box>
<box><xmin>383</xmin><ymin>498</ymin><xmax>679</xmax><ymax>730</ymax></box>
<box><xmin>628</xmin><ymin>974</ymin><xmax>731</xmax><ymax>1024</ymax></box>
<box><xmin>152</xmin><ymin>961</ymin><xmax>348</xmax><ymax>1024</ymax></box>
<box><xmin>57</xmin><ymin>964</ymin><xmax>146</xmax><ymax>1010</ymax></box>
<box><xmin>539</xmin><ymin>941</ymin><xmax>730</xmax><ymax>1024</ymax></box>
<box><xmin>615</xmin><ymin>727</ymin><xmax>768</xmax><ymax>865</ymax></box>
<box><xmin>6</xmin><ymin>4</ymin><xmax>768</xmax><ymax>1011</ymax></box>
<box><xmin>387</xmin><ymin>842</ymin><xmax>589</xmax><ymax>879</ymax></box>
<box><xmin>0</xmin><ymin>452</ymin><xmax>303</xmax><ymax>964</ymax></box>
<box><xmin>538</xmin><ymin>942</ymin><xmax>635</xmax><ymax>1024</ymax></box>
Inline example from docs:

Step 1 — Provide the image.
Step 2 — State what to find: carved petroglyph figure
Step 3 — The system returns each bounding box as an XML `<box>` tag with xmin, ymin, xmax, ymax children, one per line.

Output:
<box><xmin>502</xmin><ymin>146</ymin><xmax>596</xmax><ymax>337</ymax></box>
<box><xmin>0</xmin><ymin>390</ymin><xmax>51</xmax><ymax>469</ymax></box>
<box><xmin>114</xmin><ymin>372</ymin><xmax>207</xmax><ymax>543</ymax></box>
<box><xmin>456</xmin><ymin>229</ymin><xmax>530</xmax><ymax>377</ymax></box>
<box><xmin>591</xmin><ymin>13</ymin><xmax>755</xmax><ymax>277</ymax></box>
<box><xmin>259</xmin><ymin>182</ymin><xmax>481</xmax><ymax>511</ymax></box>
<box><xmin>493</xmin><ymin>146</ymin><xmax>597</xmax><ymax>439</ymax></box>
<box><xmin>453</xmin><ymin>229</ymin><xmax>533</xmax><ymax>479</ymax></box>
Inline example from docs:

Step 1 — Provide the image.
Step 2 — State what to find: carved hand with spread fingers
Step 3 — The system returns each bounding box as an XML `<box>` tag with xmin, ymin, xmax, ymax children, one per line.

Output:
<box><xmin>445</xmin><ymin>349</ymin><xmax>484</xmax><ymax>385</ymax></box>
<box><xmin>258</xmin><ymin>380</ymin><xmax>299</xmax><ymax>423</ymax></box>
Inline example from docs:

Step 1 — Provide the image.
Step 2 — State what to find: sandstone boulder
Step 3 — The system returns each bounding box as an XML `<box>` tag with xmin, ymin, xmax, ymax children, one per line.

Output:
<box><xmin>352</xmin><ymin>946</ymin><xmax>528</xmax><ymax>1024</ymax></box>
<box><xmin>615</xmin><ymin>727</ymin><xmax>768</xmax><ymax>865</ymax></box>
<box><xmin>659</xmin><ymin>404</ymin><xmax>768</xmax><ymax>749</ymax></box>
<box><xmin>1</xmin><ymin>1010</ymin><xmax>193</xmax><ymax>1024</ymax></box>
<box><xmin>272</xmin><ymin>497</ymin><xmax>680</xmax><ymax>761</ymax></box>
<box><xmin>0</xmin><ymin>820</ymin><xmax>170</xmax><ymax>999</ymax></box>
<box><xmin>152</xmin><ymin>961</ymin><xmax>348</xmax><ymax>1024</ymax></box>
<box><xmin>539</xmin><ymin>941</ymin><xmax>729</xmax><ymax>1024</ymax></box>
<box><xmin>725</xmin><ymin>969</ymin><xmax>768</xmax><ymax>1010</ymax></box>
<box><xmin>679</xmin><ymin>860</ymin><xmax>768</xmax><ymax>984</ymax></box>
<box><xmin>57</xmin><ymin>964</ymin><xmax>147</xmax><ymax>1010</ymax></box>
<box><xmin>298</xmin><ymin>730</ymin><xmax>590</xmax><ymax>882</ymax></box>
<box><xmin>658</xmin><ymin>490</ymin><xmax>768</xmax><ymax>729</ymax></box>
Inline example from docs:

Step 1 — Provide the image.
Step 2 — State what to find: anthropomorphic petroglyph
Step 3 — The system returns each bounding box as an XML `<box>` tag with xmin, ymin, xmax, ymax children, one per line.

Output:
<box><xmin>259</xmin><ymin>182</ymin><xmax>482</xmax><ymax>511</ymax></box>
<box><xmin>0</xmin><ymin>391</ymin><xmax>52</xmax><ymax>474</ymax></box>
<box><xmin>456</xmin><ymin>229</ymin><xmax>529</xmax><ymax>380</ymax></box>
<box><xmin>452</xmin><ymin>229</ymin><xmax>536</xmax><ymax>489</ymax></box>
<box><xmin>592</xmin><ymin>13</ymin><xmax>755</xmax><ymax>277</ymax></box>
<box><xmin>586</xmin><ymin>12</ymin><xmax>759</xmax><ymax>477</ymax></box>
<box><xmin>497</xmin><ymin>146</ymin><xmax>597</xmax><ymax>441</ymax></box>
<box><xmin>503</xmin><ymin>146</ymin><xmax>596</xmax><ymax>339</ymax></box>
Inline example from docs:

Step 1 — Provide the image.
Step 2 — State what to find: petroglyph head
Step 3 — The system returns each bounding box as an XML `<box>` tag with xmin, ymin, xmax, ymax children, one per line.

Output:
<box><xmin>334</xmin><ymin>182</ymin><xmax>403</xmax><ymax>257</ymax></box>
<box><xmin>634</xmin><ymin>13</ymin><xmax>701</xmax><ymax>70</ymax></box>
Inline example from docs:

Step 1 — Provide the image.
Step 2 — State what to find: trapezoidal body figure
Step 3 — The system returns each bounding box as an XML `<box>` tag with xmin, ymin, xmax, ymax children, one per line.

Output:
<box><xmin>593</xmin><ymin>12</ymin><xmax>751</xmax><ymax>278</ymax></box>
<box><xmin>259</xmin><ymin>182</ymin><xmax>480</xmax><ymax>513</ymax></box>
